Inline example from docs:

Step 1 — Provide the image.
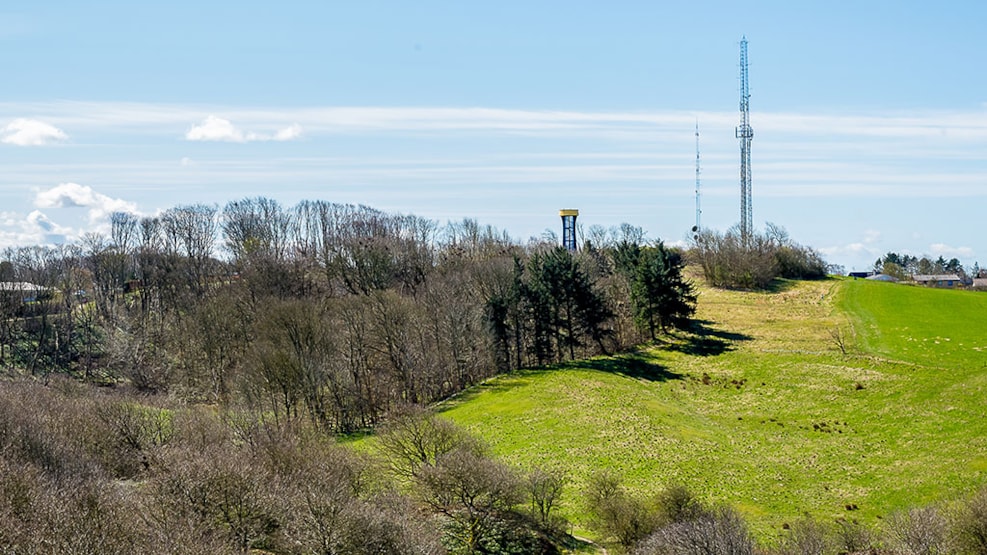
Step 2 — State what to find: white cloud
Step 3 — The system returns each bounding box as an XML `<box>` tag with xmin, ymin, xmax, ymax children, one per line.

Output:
<box><xmin>929</xmin><ymin>243</ymin><xmax>974</xmax><ymax>259</ymax></box>
<box><xmin>34</xmin><ymin>182</ymin><xmax>138</xmax><ymax>224</ymax></box>
<box><xmin>0</xmin><ymin>184</ymin><xmax>141</xmax><ymax>248</ymax></box>
<box><xmin>0</xmin><ymin>210</ymin><xmax>76</xmax><ymax>247</ymax></box>
<box><xmin>1</xmin><ymin>118</ymin><xmax>68</xmax><ymax>146</ymax></box>
<box><xmin>27</xmin><ymin>210</ymin><xmax>60</xmax><ymax>233</ymax></box>
<box><xmin>274</xmin><ymin>123</ymin><xmax>303</xmax><ymax>141</ymax></box>
<box><xmin>185</xmin><ymin>116</ymin><xmax>303</xmax><ymax>143</ymax></box>
<box><xmin>186</xmin><ymin>115</ymin><xmax>246</xmax><ymax>142</ymax></box>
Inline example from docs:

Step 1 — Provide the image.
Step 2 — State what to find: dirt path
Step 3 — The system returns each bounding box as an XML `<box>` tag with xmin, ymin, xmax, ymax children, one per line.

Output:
<box><xmin>571</xmin><ymin>535</ymin><xmax>608</xmax><ymax>555</ymax></box>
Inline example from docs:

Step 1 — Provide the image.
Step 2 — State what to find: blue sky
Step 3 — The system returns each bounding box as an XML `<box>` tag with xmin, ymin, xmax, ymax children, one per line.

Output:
<box><xmin>2</xmin><ymin>1</ymin><xmax>986</xmax><ymax>271</ymax></box>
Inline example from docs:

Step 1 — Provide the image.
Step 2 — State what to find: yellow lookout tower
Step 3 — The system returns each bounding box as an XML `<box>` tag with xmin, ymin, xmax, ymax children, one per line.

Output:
<box><xmin>559</xmin><ymin>209</ymin><xmax>578</xmax><ymax>251</ymax></box>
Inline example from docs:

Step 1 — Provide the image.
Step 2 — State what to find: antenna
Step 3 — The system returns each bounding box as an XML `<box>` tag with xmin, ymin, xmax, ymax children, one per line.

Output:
<box><xmin>693</xmin><ymin>120</ymin><xmax>701</xmax><ymax>240</ymax></box>
<box><xmin>736</xmin><ymin>36</ymin><xmax>754</xmax><ymax>242</ymax></box>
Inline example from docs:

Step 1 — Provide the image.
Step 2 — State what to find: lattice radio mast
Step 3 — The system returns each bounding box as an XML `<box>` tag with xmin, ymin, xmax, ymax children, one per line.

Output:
<box><xmin>736</xmin><ymin>36</ymin><xmax>754</xmax><ymax>241</ymax></box>
<box><xmin>693</xmin><ymin>120</ymin><xmax>701</xmax><ymax>240</ymax></box>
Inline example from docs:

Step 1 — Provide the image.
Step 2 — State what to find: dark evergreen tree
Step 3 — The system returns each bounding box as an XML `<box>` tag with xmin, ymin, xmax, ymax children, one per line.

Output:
<box><xmin>629</xmin><ymin>243</ymin><xmax>696</xmax><ymax>339</ymax></box>
<box><xmin>525</xmin><ymin>248</ymin><xmax>612</xmax><ymax>362</ymax></box>
<box><xmin>485</xmin><ymin>257</ymin><xmax>528</xmax><ymax>372</ymax></box>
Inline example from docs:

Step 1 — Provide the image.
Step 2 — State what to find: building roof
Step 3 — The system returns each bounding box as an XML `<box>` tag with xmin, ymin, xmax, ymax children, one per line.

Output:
<box><xmin>912</xmin><ymin>274</ymin><xmax>962</xmax><ymax>282</ymax></box>
<box><xmin>866</xmin><ymin>273</ymin><xmax>899</xmax><ymax>282</ymax></box>
<box><xmin>0</xmin><ymin>282</ymin><xmax>48</xmax><ymax>292</ymax></box>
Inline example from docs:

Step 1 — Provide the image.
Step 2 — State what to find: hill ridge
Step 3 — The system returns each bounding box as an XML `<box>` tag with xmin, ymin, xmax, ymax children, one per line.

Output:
<box><xmin>440</xmin><ymin>278</ymin><xmax>987</xmax><ymax>541</ymax></box>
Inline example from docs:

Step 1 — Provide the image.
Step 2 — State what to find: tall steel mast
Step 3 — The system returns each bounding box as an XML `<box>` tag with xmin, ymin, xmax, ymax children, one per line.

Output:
<box><xmin>694</xmin><ymin>120</ymin><xmax>701</xmax><ymax>239</ymax></box>
<box><xmin>736</xmin><ymin>36</ymin><xmax>754</xmax><ymax>242</ymax></box>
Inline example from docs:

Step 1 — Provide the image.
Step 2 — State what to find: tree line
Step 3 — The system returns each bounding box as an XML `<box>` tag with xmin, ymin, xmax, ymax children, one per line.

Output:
<box><xmin>874</xmin><ymin>252</ymin><xmax>974</xmax><ymax>280</ymax></box>
<box><xmin>0</xmin><ymin>197</ymin><xmax>696</xmax><ymax>433</ymax></box>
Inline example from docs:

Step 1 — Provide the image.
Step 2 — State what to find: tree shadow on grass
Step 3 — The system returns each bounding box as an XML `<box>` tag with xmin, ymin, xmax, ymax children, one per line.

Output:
<box><xmin>576</xmin><ymin>352</ymin><xmax>682</xmax><ymax>382</ymax></box>
<box><xmin>438</xmin><ymin>352</ymin><xmax>681</xmax><ymax>411</ymax></box>
<box><xmin>437</xmin><ymin>374</ymin><xmax>534</xmax><ymax>409</ymax></box>
<box><xmin>761</xmin><ymin>278</ymin><xmax>799</xmax><ymax>293</ymax></box>
<box><xmin>716</xmin><ymin>277</ymin><xmax>826</xmax><ymax>294</ymax></box>
<box><xmin>660</xmin><ymin>319</ymin><xmax>754</xmax><ymax>357</ymax></box>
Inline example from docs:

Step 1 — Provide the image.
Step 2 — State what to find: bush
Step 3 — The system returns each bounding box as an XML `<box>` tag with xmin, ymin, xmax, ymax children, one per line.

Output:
<box><xmin>692</xmin><ymin>224</ymin><xmax>826</xmax><ymax>289</ymax></box>
<box><xmin>147</xmin><ymin>445</ymin><xmax>281</xmax><ymax>553</ymax></box>
<box><xmin>957</xmin><ymin>487</ymin><xmax>987</xmax><ymax>554</ymax></box>
<box><xmin>776</xmin><ymin>517</ymin><xmax>834</xmax><ymax>555</ymax></box>
<box><xmin>0</xmin><ymin>457</ymin><xmax>140</xmax><ymax>555</ymax></box>
<box><xmin>526</xmin><ymin>467</ymin><xmax>568</xmax><ymax>531</ymax></box>
<box><xmin>775</xmin><ymin>244</ymin><xmax>827</xmax><ymax>280</ymax></box>
<box><xmin>656</xmin><ymin>483</ymin><xmax>708</xmax><ymax>525</ymax></box>
<box><xmin>886</xmin><ymin>506</ymin><xmax>953</xmax><ymax>555</ymax></box>
<box><xmin>378</xmin><ymin>404</ymin><xmax>482</xmax><ymax>479</ymax></box>
<box><xmin>693</xmin><ymin>227</ymin><xmax>778</xmax><ymax>289</ymax></box>
<box><xmin>834</xmin><ymin>518</ymin><xmax>876</xmax><ymax>554</ymax></box>
<box><xmin>632</xmin><ymin>506</ymin><xmax>754</xmax><ymax>555</ymax></box>
<box><xmin>585</xmin><ymin>470</ymin><xmax>662</xmax><ymax>548</ymax></box>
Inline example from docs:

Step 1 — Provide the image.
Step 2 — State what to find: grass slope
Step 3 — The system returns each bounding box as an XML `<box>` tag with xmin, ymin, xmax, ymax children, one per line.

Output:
<box><xmin>438</xmin><ymin>278</ymin><xmax>987</xmax><ymax>542</ymax></box>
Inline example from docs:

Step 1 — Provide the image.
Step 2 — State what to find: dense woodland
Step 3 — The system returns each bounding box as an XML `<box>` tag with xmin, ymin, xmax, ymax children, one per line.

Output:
<box><xmin>0</xmin><ymin>198</ymin><xmax>696</xmax><ymax>433</ymax></box>
<box><xmin>0</xmin><ymin>197</ymin><xmax>702</xmax><ymax>553</ymax></box>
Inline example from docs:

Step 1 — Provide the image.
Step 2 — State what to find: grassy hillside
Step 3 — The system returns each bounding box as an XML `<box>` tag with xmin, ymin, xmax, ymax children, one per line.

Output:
<box><xmin>437</xmin><ymin>277</ymin><xmax>987</xmax><ymax>541</ymax></box>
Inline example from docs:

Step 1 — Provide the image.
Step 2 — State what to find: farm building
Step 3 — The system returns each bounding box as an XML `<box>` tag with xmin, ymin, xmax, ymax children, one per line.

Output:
<box><xmin>911</xmin><ymin>274</ymin><xmax>962</xmax><ymax>288</ymax></box>
<box><xmin>0</xmin><ymin>282</ymin><xmax>51</xmax><ymax>302</ymax></box>
<box><xmin>865</xmin><ymin>273</ymin><xmax>899</xmax><ymax>282</ymax></box>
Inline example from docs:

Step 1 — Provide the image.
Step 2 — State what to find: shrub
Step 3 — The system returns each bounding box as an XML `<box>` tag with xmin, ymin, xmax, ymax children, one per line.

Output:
<box><xmin>0</xmin><ymin>458</ymin><xmax>140</xmax><ymax>555</ymax></box>
<box><xmin>341</xmin><ymin>492</ymin><xmax>446</xmax><ymax>555</ymax></box>
<box><xmin>656</xmin><ymin>483</ymin><xmax>709</xmax><ymax>525</ymax></box>
<box><xmin>377</xmin><ymin>404</ymin><xmax>482</xmax><ymax>479</ymax></box>
<box><xmin>886</xmin><ymin>506</ymin><xmax>953</xmax><ymax>555</ymax></box>
<box><xmin>956</xmin><ymin>487</ymin><xmax>987</xmax><ymax>555</ymax></box>
<box><xmin>147</xmin><ymin>445</ymin><xmax>281</xmax><ymax>553</ymax></box>
<box><xmin>417</xmin><ymin>446</ymin><xmax>523</xmax><ymax>553</ymax></box>
<box><xmin>92</xmin><ymin>399</ymin><xmax>173</xmax><ymax>478</ymax></box>
<box><xmin>632</xmin><ymin>506</ymin><xmax>754</xmax><ymax>555</ymax></box>
<box><xmin>585</xmin><ymin>470</ymin><xmax>662</xmax><ymax>548</ymax></box>
<box><xmin>0</xmin><ymin>380</ymin><xmax>104</xmax><ymax>480</ymax></box>
<box><xmin>776</xmin><ymin>516</ymin><xmax>834</xmax><ymax>555</ymax></box>
<box><xmin>775</xmin><ymin>244</ymin><xmax>827</xmax><ymax>280</ymax></box>
<box><xmin>692</xmin><ymin>224</ymin><xmax>827</xmax><ymax>289</ymax></box>
<box><xmin>526</xmin><ymin>467</ymin><xmax>568</xmax><ymax>530</ymax></box>
<box><xmin>834</xmin><ymin>518</ymin><xmax>876</xmax><ymax>554</ymax></box>
<box><xmin>693</xmin><ymin>227</ymin><xmax>778</xmax><ymax>289</ymax></box>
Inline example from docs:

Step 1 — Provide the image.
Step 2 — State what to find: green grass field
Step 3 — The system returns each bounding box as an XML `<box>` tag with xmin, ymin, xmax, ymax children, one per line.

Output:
<box><xmin>437</xmin><ymin>277</ymin><xmax>987</xmax><ymax>543</ymax></box>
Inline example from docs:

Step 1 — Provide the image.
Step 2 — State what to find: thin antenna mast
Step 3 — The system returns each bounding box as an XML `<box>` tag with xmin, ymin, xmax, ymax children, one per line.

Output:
<box><xmin>736</xmin><ymin>36</ymin><xmax>754</xmax><ymax>241</ymax></box>
<box><xmin>693</xmin><ymin>120</ymin><xmax>701</xmax><ymax>239</ymax></box>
